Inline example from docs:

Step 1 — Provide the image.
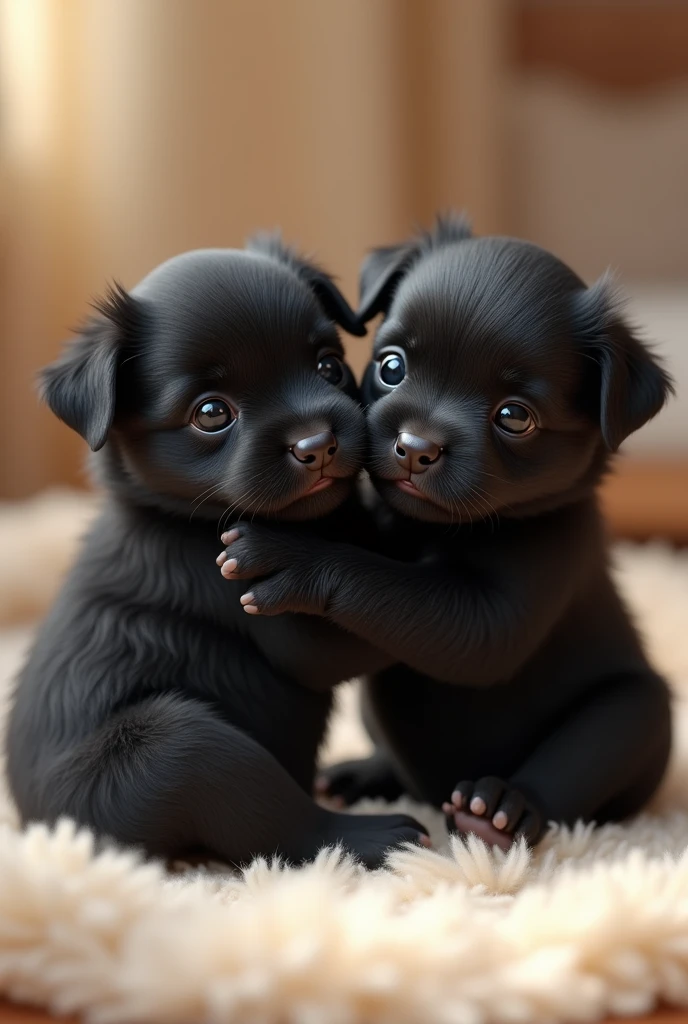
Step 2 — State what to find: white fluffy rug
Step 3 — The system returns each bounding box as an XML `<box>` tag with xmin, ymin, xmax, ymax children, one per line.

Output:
<box><xmin>2</xmin><ymin>491</ymin><xmax>688</xmax><ymax>1023</ymax></box>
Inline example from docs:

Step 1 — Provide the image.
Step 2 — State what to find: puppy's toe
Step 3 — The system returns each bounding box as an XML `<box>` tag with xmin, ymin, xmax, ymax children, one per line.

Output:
<box><xmin>470</xmin><ymin>776</ymin><xmax>506</xmax><ymax>818</ymax></box>
<box><xmin>514</xmin><ymin>808</ymin><xmax>544</xmax><ymax>846</ymax></box>
<box><xmin>450</xmin><ymin>777</ymin><xmax>505</xmax><ymax>818</ymax></box>
<box><xmin>450</xmin><ymin>781</ymin><xmax>473</xmax><ymax>811</ymax></box>
<box><xmin>491</xmin><ymin>788</ymin><xmax>526</xmax><ymax>833</ymax></box>
<box><xmin>451</xmin><ymin>810</ymin><xmax>513</xmax><ymax>852</ymax></box>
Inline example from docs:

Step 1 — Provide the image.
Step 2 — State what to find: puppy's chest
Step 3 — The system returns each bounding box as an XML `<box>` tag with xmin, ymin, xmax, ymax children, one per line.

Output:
<box><xmin>163</xmin><ymin>618</ymin><xmax>330</xmax><ymax>759</ymax></box>
<box><xmin>186</xmin><ymin>622</ymin><xmax>331</xmax><ymax>774</ymax></box>
<box><xmin>378</xmin><ymin>521</ymin><xmax>459</xmax><ymax>569</ymax></box>
<box><xmin>377</xmin><ymin>507</ymin><xmax>499</xmax><ymax>569</ymax></box>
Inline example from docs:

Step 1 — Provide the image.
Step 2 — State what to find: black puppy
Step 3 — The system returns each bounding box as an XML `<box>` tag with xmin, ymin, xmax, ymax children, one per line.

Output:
<box><xmin>7</xmin><ymin>237</ymin><xmax>429</xmax><ymax>868</ymax></box>
<box><xmin>217</xmin><ymin>216</ymin><xmax>673</xmax><ymax>850</ymax></box>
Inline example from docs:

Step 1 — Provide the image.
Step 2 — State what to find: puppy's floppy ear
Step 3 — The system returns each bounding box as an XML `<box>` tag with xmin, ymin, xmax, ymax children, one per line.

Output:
<box><xmin>358</xmin><ymin>211</ymin><xmax>473</xmax><ymax>323</ymax></box>
<box><xmin>39</xmin><ymin>283</ymin><xmax>141</xmax><ymax>451</ymax></box>
<box><xmin>358</xmin><ymin>243</ymin><xmax>418</xmax><ymax>324</ymax></box>
<box><xmin>300</xmin><ymin>264</ymin><xmax>367</xmax><ymax>338</ymax></box>
<box><xmin>246</xmin><ymin>231</ymin><xmax>366</xmax><ymax>337</ymax></box>
<box><xmin>573</xmin><ymin>273</ymin><xmax>674</xmax><ymax>452</ymax></box>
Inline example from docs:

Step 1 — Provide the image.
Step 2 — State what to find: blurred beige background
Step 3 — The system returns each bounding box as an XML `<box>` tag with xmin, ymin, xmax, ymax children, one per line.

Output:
<box><xmin>1</xmin><ymin>0</ymin><xmax>687</xmax><ymax>538</ymax></box>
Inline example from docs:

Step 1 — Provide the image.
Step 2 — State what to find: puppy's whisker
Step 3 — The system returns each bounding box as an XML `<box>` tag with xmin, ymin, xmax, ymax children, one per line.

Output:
<box><xmin>257</xmin><ymin>472</ymin><xmax>296</xmax><ymax>520</ymax></box>
<box><xmin>255</xmin><ymin>473</ymin><xmax>289</xmax><ymax>518</ymax></box>
<box><xmin>236</xmin><ymin>476</ymin><xmax>282</xmax><ymax>525</ymax></box>
<box><xmin>247</xmin><ymin>480</ymin><xmax>277</xmax><ymax>524</ymax></box>
<box><xmin>221</xmin><ymin>485</ymin><xmax>267</xmax><ymax>532</ymax></box>
<box><xmin>218</xmin><ymin>485</ymin><xmax>258</xmax><ymax>528</ymax></box>
<box><xmin>463</xmin><ymin>483</ymin><xmax>496</xmax><ymax>526</ymax></box>
<box><xmin>190</xmin><ymin>491</ymin><xmax>223</xmax><ymax>522</ymax></box>
<box><xmin>216</xmin><ymin>474</ymin><xmax>275</xmax><ymax>536</ymax></box>
<box><xmin>466</xmin><ymin>487</ymin><xmax>494</xmax><ymax>521</ymax></box>
<box><xmin>457</xmin><ymin>494</ymin><xmax>475</xmax><ymax>532</ymax></box>
<box><xmin>118</xmin><ymin>352</ymin><xmax>144</xmax><ymax>367</ymax></box>
<box><xmin>220</xmin><ymin>465</ymin><xmax>290</xmax><ymax>531</ymax></box>
<box><xmin>465</xmin><ymin>483</ymin><xmax>502</xmax><ymax>531</ymax></box>
<box><xmin>196</xmin><ymin>470</ymin><xmax>283</xmax><ymax>524</ymax></box>
<box><xmin>190</xmin><ymin>484</ymin><xmax>226</xmax><ymax>521</ymax></box>
<box><xmin>477</xmin><ymin>472</ymin><xmax>517</xmax><ymax>511</ymax></box>
<box><xmin>250</xmin><ymin>478</ymin><xmax>283</xmax><ymax>523</ymax></box>
<box><xmin>191</xmin><ymin>482</ymin><xmax>225</xmax><ymax>510</ymax></box>
<box><xmin>432</xmin><ymin>482</ymin><xmax>466</xmax><ymax>534</ymax></box>
<box><xmin>446</xmin><ymin>495</ymin><xmax>461</xmax><ymax>530</ymax></box>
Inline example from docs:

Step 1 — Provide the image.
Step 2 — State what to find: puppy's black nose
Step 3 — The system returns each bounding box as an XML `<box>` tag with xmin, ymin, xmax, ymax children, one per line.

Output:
<box><xmin>394</xmin><ymin>432</ymin><xmax>442</xmax><ymax>473</ymax></box>
<box><xmin>290</xmin><ymin>431</ymin><xmax>338</xmax><ymax>470</ymax></box>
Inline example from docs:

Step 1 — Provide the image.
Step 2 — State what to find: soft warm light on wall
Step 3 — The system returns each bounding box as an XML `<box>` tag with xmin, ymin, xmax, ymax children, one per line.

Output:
<box><xmin>0</xmin><ymin>0</ymin><xmax>56</xmax><ymax>164</ymax></box>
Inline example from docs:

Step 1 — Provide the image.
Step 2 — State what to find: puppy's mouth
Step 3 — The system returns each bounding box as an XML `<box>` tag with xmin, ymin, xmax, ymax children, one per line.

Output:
<box><xmin>381</xmin><ymin>474</ymin><xmax>443</xmax><ymax>509</ymax></box>
<box><xmin>303</xmin><ymin>475</ymin><xmax>334</xmax><ymax>496</ymax></box>
<box><xmin>281</xmin><ymin>472</ymin><xmax>347</xmax><ymax>511</ymax></box>
<box><xmin>395</xmin><ymin>479</ymin><xmax>431</xmax><ymax>502</ymax></box>
<box><xmin>371</xmin><ymin>473</ymin><xmax>454</xmax><ymax>520</ymax></box>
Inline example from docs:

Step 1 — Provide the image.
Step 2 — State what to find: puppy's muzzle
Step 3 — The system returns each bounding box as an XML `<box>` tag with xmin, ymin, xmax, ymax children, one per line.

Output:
<box><xmin>290</xmin><ymin>431</ymin><xmax>338</xmax><ymax>471</ymax></box>
<box><xmin>394</xmin><ymin>433</ymin><xmax>442</xmax><ymax>474</ymax></box>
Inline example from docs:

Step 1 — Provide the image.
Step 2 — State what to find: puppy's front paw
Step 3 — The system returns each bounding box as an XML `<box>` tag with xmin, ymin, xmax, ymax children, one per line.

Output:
<box><xmin>236</xmin><ymin>567</ymin><xmax>326</xmax><ymax>617</ymax></box>
<box><xmin>442</xmin><ymin>776</ymin><xmax>543</xmax><ymax>851</ymax></box>
<box><xmin>216</xmin><ymin>524</ymin><xmax>288</xmax><ymax>581</ymax></box>
<box><xmin>216</xmin><ymin>524</ymin><xmax>336</xmax><ymax>616</ymax></box>
<box><xmin>215</xmin><ymin>524</ymin><xmax>335</xmax><ymax>610</ymax></box>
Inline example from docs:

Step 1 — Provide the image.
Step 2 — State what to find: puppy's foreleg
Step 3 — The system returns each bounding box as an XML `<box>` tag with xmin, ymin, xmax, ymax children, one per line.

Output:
<box><xmin>218</xmin><ymin>521</ymin><xmax>586</xmax><ymax>686</ymax></box>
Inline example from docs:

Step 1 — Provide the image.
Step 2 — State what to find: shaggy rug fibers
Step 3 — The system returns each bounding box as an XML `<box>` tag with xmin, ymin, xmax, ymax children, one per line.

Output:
<box><xmin>1</xmin><ymin>491</ymin><xmax>688</xmax><ymax>1023</ymax></box>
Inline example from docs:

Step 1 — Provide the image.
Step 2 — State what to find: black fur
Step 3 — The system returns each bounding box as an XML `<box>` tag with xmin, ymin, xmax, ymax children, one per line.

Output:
<box><xmin>219</xmin><ymin>216</ymin><xmax>673</xmax><ymax>849</ymax></box>
<box><xmin>7</xmin><ymin>237</ymin><xmax>427</xmax><ymax>868</ymax></box>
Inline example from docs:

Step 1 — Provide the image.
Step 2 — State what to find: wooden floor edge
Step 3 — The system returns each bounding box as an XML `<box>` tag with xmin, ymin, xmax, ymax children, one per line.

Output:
<box><xmin>0</xmin><ymin>998</ymin><xmax>687</xmax><ymax>1024</ymax></box>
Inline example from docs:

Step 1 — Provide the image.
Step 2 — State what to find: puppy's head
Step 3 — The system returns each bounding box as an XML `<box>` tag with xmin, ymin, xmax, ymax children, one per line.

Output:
<box><xmin>359</xmin><ymin>214</ymin><xmax>673</xmax><ymax>524</ymax></box>
<box><xmin>41</xmin><ymin>236</ymin><xmax>367</xmax><ymax>521</ymax></box>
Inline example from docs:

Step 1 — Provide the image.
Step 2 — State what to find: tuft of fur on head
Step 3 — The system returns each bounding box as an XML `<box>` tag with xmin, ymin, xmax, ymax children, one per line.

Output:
<box><xmin>245</xmin><ymin>231</ymin><xmax>323</xmax><ymax>280</ymax></box>
<box><xmin>246</xmin><ymin>231</ymin><xmax>308</xmax><ymax>279</ymax></box>
<box><xmin>90</xmin><ymin>281</ymin><xmax>142</xmax><ymax>336</ymax></box>
<box><xmin>63</xmin><ymin>282</ymin><xmax>143</xmax><ymax>357</ymax></box>
<box><xmin>417</xmin><ymin>211</ymin><xmax>473</xmax><ymax>254</ymax></box>
<box><xmin>573</xmin><ymin>270</ymin><xmax>627</xmax><ymax>345</ymax></box>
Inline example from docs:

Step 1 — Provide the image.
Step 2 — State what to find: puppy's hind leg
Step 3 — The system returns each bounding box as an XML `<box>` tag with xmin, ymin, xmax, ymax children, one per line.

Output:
<box><xmin>316</xmin><ymin>683</ymin><xmax>406</xmax><ymax>806</ymax></box>
<box><xmin>447</xmin><ymin>671</ymin><xmax>671</xmax><ymax>849</ymax></box>
<box><xmin>316</xmin><ymin>750</ymin><xmax>406</xmax><ymax>807</ymax></box>
<box><xmin>29</xmin><ymin>694</ymin><xmax>427</xmax><ymax>868</ymax></box>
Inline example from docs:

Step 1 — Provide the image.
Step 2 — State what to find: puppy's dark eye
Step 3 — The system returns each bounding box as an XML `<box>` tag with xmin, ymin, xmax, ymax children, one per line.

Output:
<box><xmin>317</xmin><ymin>354</ymin><xmax>344</xmax><ymax>386</ymax></box>
<box><xmin>494</xmin><ymin>403</ymin><xmax>536</xmax><ymax>436</ymax></box>
<box><xmin>192</xmin><ymin>398</ymin><xmax>235</xmax><ymax>433</ymax></box>
<box><xmin>379</xmin><ymin>352</ymin><xmax>406</xmax><ymax>388</ymax></box>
